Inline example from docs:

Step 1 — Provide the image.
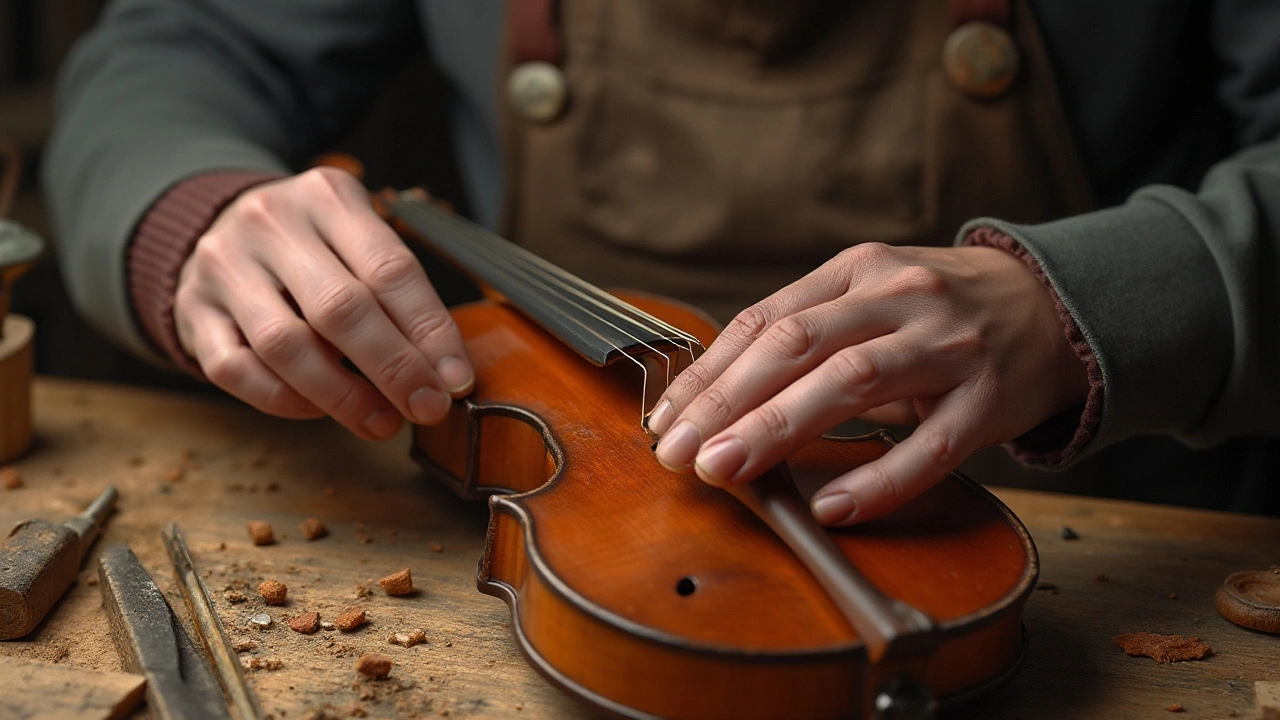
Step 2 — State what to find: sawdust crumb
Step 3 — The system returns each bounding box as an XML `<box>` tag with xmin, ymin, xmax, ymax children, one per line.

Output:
<box><xmin>226</xmin><ymin>590</ymin><xmax>248</xmax><ymax>604</ymax></box>
<box><xmin>164</xmin><ymin>467</ymin><xmax>185</xmax><ymax>482</ymax></box>
<box><xmin>127</xmin><ymin>455</ymin><xmax>145</xmax><ymax>467</ymax></box>
<box><xmin>347</xmin><ymin>703</ymin><xmax>368</xmax><ymax>718</ymax></box>
<box><xmin>242</xmin><ymin>657</ymin><xmax>285</xmax><ymax>671</ymax></box>
<box><xmin>1167</xmin><ymin>705</ymin><xmax>1185</xmax><ymax>713</ymax></box>
<box><xmin>233</xmin><ymin>639</ymin><xmax>258</xmax><ymax>652</ymax></box>
<box><xmin>354</xmin><ymin>584</ymin><xmax>373</xmax><ymax>599</ymax></box>
<box><xmin>1112</xmin><ymin>633</ymin><xmax>1212</xmax><ymax>663</ymax></box>
<box><xmin>290</xmin><ymin>611</ymin><xmax>321</xmax><ymax>634</ymax></box>
<box><xmin>335</xmin><ymin>607</ymin><xmax>367</xmax><ymax>632</ymax></box>
<box><xmin>356</xmin><ymin>653</ymin><xmax>392</xmax><ymax>679</ymax></box>
<box><xmin>248</xmin><ymin>521</ymin><xmax>275</xmax><ymax>546</ymax></box>
<box><xmin>258</xmin><ymin>579</ymin><xmax>288</xmax><ymax>605</ymax></box>
<box><xmin>299</xmin><ymin>518</ymin><xmax>329</xmax><ymax>540</ymax></box>
<box><xmin>1169</xmin><ymin>592</ymin><xmax>1178</xmax><ymax>600</ymax></box>
<box><xmin>388</xmin><ymin>629</ymin><xmax>427</xmax><ymax>648</ymax></box>
<box><xmin>379</xmin><ymin>568</ymin><xmax>413</xmax><ymax>596</ymax></box>
<box><xmin>354</xmin><ymin>530</ymin><xmax>373</xmax><ymax>545</ymax></box>
<box><xmin>219</xmin><ymin>542</ymin><xmax>227</xmax><ymax>551</ymax></box>
<box><xmin>1</xmin><ymin>466</ymin><xmax>22</xmax><ymax>489</ymax></box>
<box><xmin>430</xmin><ymin>542</ymin><xmax>443</xmax><ymax>553</ymax></box>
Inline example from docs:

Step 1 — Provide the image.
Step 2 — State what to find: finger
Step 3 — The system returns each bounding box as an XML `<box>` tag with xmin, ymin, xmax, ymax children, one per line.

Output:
<box><xmin>809</xmin><ymin>391</ymin><xmax>986</xmax><ymax>526</ymax></box>
<box><xmin>221</xmin><ymin>264</ymin><xmax>407</xmax><ymax>441</ymax></box>
<box><xmin>269</xmin><ymin>229</ymin><xmax>454</xmax><ymax>427</ymax></box>
<box><xmin>654</xmin><ymin>296</ymin><xmax>895</xmax><ymax>471</ymax></box>
<box><xmin>646</xmin><ymin>260</ymin><xmax>854</xmax><ymax>436</ymax></box>
<box><xmin>688</xmin><ymin>333</ymin><xmax>959</xmax><ymax>486</ymax></box>
<box><xmin>308</xmin><ymin>177</ymin><xmax>474</xmax><ymax>396</ymax></box>
<box><xmin>179</xmin><ymin>302</ymin><xmax>324</xmax><ymax>420</ymax></box>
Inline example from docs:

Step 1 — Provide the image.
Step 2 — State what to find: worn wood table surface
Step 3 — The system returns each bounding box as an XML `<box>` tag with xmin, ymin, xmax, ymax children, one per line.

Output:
<box><xmin>1</xmin><ymin>377</ymin><xmax>1277</xmax><ymax>719</ymax></box>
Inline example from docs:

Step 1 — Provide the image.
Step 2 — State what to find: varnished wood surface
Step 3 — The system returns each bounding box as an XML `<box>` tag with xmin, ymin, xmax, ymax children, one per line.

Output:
<box><xmin>0</xmin><ymin>376</ymin><xmax>1277</xmax><ymax>719</ymax></box>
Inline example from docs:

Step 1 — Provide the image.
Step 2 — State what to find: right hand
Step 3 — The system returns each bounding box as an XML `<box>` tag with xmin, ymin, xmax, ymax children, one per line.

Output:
<box><xmin>173</xmin><ymin>167</ymin><xmax>474</xmax><ymax>441</ymax></box>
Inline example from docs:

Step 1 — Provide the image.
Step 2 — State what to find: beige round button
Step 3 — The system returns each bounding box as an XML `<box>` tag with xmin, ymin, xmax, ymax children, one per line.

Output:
<box><xmin>942</xmin><ymin>21</ymin><xmax>1020</xmax><ymax>100</ymax></box>
<box><xmin>507</xmin><ymin>61</ymin><xmax>569</xmax><ymax>123</ymax></box>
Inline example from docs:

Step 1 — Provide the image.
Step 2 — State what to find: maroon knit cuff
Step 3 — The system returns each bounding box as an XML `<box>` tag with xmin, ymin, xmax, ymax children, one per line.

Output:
<box><xmin>127</xmin><ymin>171</ymin><xmax>284</xmax><ymax>378</ymax></box>
<box><xmin>964</xmin><ymin>226</ymin><xmax>1104</xmax><ymax>466</ymax></box>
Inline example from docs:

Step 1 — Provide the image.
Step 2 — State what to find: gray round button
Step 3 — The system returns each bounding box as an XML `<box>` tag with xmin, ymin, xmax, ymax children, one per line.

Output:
<box><xmin>508</xmin><ymin>61</ymin><xmax>569</xmax><ymax>123</ymax></box>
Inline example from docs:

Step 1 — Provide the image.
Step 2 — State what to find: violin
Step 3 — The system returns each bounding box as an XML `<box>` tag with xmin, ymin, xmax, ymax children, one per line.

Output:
<box><xmin>382</xmin><ymin>192</ymin><xmax>1038</xmax><ymax>720</ymax></box>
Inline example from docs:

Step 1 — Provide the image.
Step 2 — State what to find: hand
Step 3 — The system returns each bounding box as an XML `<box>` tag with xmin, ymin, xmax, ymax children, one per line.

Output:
<box><xmin>173</xmin><ymin>167</ymin><xmax>474</xmax><ymax>440</ymax></box>
<box><xmin>646</xmin><ymin>243</ymin><xmax>1089</xmax><ymax>525</ymax></box>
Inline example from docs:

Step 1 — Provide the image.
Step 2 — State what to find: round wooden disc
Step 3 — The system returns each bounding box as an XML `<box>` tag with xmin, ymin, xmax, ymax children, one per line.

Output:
<box><xmin>1215</xmin><ymin>570</ymin><xmax>1280</xmax><ymax>634</ymax></box>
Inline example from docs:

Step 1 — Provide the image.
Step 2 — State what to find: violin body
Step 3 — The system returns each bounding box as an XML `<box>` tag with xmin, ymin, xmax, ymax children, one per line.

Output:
<box><xmin>412</xmin><ymin>291</ymin><xmax>1038</xmax><ymax>720</ymax></box>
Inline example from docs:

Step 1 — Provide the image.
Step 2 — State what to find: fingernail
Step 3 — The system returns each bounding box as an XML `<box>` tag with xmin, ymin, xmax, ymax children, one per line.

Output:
<box><xmin>409</xmin><ymin>386</ymin><xmax>451</xmax><ymax>424</ymax></box>
<box><xmin>646</xmin><ymin>400</ymin><xmax>675</xmax><ymax>435</ymax></box>
<box><xmin>362</xmin><ymin>407</ymin><xmax>402</xmax><ymax>439</ymax></box>
<box><xmin>695</xmin><ymin>436</ymin><xmax>747</xmax><ymax>485</ymax></box>
<box><xmin>811</xmin><ymin>493</ymin><xmax>857</xmax><ymax>525</ymax></box>
<box><xmin>436</xmin><ymin>356</ymin><xmax>474</xmax><ymax>395</ymax></box>
<box><xmin>655</xmin><ymin>421</ymin><xmax>700</xmax><ymax>471</ymax></box>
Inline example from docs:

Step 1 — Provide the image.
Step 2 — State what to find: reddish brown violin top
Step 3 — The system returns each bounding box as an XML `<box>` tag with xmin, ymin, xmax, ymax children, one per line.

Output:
<box><xmin>387</xmin><ymin>194</ymin><xmax>1037</xmax><ymax>720</ymax></box>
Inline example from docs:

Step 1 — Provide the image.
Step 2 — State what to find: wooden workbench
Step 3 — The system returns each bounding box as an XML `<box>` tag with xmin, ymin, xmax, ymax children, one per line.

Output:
<box><xmin>1</xmin><ymin>377</ymin><xmax>1277</xmax><ymax>719</ymax></box>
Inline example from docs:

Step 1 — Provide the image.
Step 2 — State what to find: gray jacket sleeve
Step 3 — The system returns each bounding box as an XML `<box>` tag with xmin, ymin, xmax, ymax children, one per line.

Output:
<box><xmin>42</xmin><ymin>0</ymin><xmax>423</xmax><ymax>361</ymax></box>
<box><xmin>963</xmin><ymin>1</ymin><xmax>1280</xmax><ymax>459</ymax></box>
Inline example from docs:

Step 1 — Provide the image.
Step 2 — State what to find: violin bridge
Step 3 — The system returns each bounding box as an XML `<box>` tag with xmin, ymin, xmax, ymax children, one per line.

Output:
<box><xmin>637</xmin><ymin>344</ymin><xmax>696</xmax><ymax>425</ymax></box>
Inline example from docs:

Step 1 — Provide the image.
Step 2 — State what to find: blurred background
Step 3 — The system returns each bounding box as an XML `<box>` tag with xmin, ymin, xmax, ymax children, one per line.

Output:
<box><xmin>1</xmin><ymin>1</ymin><xmax>471</xmax><ymax>391</ymax></box>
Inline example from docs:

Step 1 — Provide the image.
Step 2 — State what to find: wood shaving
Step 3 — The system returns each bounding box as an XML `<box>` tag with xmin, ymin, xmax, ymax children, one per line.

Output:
<box><xmin>247</xmin><ymin>521</ymin><xmax>275</xmax><ymax>546</ymax></box>
<box><xmin>335</xmin><ymin>607</ymin><xmax>367</xmax><ymax>632</ymax></box>
<box><xmin>378</xmin><ymin>568</ymin><xmax>413</xmax><ymax>596</ymax></box>
<box><xmin>299</xmin><ymin>517</ymin><xmax>329</xmax><ymax>540</ymax></box>
<box><xmin>355</xmin><ymin>653</ymin><xmax>392</xmax><ymax>679</ymax></box>
<box><xmin>242</xmin><ymin>657</ymin><xmax>284</xmax><ymax>671</ymax></box>
<box><xmin>258</xmin><ymin>579</ymin><xmax>288</xmax><ymax>605</ymax></box>
<box><xmin>1112</xmin><ymin>632</ymin><xmax>1212</xmax><ymax>663</ymax></box>
<box><xmin>290</xmin><ymin>611</ymin><xmax>321</xmax><ymax>634</ymax></box>
<box><xmin>388</xmin><ymin>629</ymin><xmax>427</xmax><ymax>648</ymax></box>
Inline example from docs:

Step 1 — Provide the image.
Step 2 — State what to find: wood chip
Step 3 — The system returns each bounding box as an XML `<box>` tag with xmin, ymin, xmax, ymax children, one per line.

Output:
<box><xmin>225</xmin><ymin>590</ymin><xmax>247</xmax><ymax>604</ymax></box>
<box><xmin>1167</xmin><ymin>705</ymin><xmax>1185</xmax><ymax>713</ymax></box>
<box><xmin>242</xmin><ymin>657</ymin><xmax>284</xmax><ymax>671</ymax></box>
<box><xmin>247</xmin><ymin>521</ymin><xmax>275</xmax><ymax>546</ymax></box>
<box><xmin>299</xmin><ymin>517</ymin><xmax>328</xmax><ymax>540</ymax></box>
<box><xmin>335</xmin><ymin>607</ymin><xmax>367</xmax><ymax>632</ymax></box>
<box><xmin>430</xmin><ymin>542</ymin><xmax>443</xmax><ymax>553</ymax></box>
<box><xmin>378</xmin><ymin>568</ymin><xmax>413</xmax><ymax>596</ymax></box>
<box><xmin>388</xmin><ymin>629</ymin><xmax>427</xmax><ymax>648</ymax></box>
<box><xmin>1</xmin><ymin>466</ymin><xmax>22</xmax><ymax>489</ymax></box>
<box><xmin>164</xmin><ymin>467</ymin><xmax>184</xmax><ymax>482</ymax></box>
<box><xmin>289</xmin><ymin>611</ymin><xmax>321</xmax><ymax>634</ymax></box>
<box><xmin>233</xmin><ymin>639</ymin><xmax>258</xmax><ymax>652</ymax></box>
<box><xmin>355</xmin><ymin>653</ymin><xmax>392</xmax><ymax>679</ymax></box>
<box><xmin>1112</xmin><ymin>632</ymin><xmax>1213</xmax><ymax>663</ymax></box>
<box><xmin>354</xmin><ymin>584</ymin><xmax>372</xmax><ymax>599</ymax></box>
<box><xmin>258</xmin><ymin>579</ymin><xmax>288</xmax><ymax>605</ymax></box>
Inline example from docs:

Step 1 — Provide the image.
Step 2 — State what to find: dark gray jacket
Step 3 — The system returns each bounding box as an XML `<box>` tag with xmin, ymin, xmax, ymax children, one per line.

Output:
<box><xmin>43</xmin><ymin>0</ymin><xmax>1280</xmax><ymax>511</ymax></box>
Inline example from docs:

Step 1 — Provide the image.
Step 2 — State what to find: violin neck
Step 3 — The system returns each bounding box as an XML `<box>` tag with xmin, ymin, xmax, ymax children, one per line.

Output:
<box><xmin>389</xmin><ymin>196</ymin><xmax>699</xmax><ymax>369</ymax></box>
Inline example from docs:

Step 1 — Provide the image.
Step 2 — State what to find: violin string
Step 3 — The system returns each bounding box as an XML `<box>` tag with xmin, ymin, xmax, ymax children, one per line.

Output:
<box><xmin>399</xmin><ymin>200</ymin><xmax>703</xmax><ymax>354</ymax></box>
<box><xmin>398</xmin><ymin>203</ymin><xmax>667</xmax><ymax>415</ymax></box>
<box><xmin>398</xmin><ymin>200</ymin><xmax>698</xmax><ymax>377</ymax></box>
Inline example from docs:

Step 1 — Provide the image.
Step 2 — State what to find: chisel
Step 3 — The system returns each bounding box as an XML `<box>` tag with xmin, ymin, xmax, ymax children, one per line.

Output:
<box><xmin>0</xmin><ymin>485</ymin><xmax>117</xmax><ymax>639</ymax></box>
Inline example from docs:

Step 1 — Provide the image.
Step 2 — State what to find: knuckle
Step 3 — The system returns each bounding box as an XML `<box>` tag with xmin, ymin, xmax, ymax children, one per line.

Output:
<box><xmin>371</xmin><ymin>348</ymin><xmax>421</xmax><ymax>388</ymax></box>
<box><xmin>303</xmin><ymin>166</ymin><xmax>361</xmax><ymax>202</ymax></box>
<box><xmin>670</xmin><ymin>360</ymin><xmax>715</xmax><ymax>399</ymax></box>
<box><xmin>892</xmin><ymin>264</ymin><xmax>949</xmax><ymax>298</ymax></box>
<box><xmin>311</xmin><ymin>280</ymin><xmax>370</xmax><ymax>332</ymax></box>
<box><xmin>860</xmin><ymin>462</ymin><xmax>903</xmax><ymax>509</ymax></box>
<box><xmin>250</xmin><ymin>318</ymin><xmax>305</xmax><ymax>365</ymax></box>
<box><xmin>323</xmin><ymin>379</ymin><xmax>366</xmax><ymax>417</ymax></box>
<box><xmin>364</xmin><ymin>248</ymin><xmax>420</xmax><ymax>292</ymax></box>
<box><xmin>404</xmin><ymin>310</ymin><xmax>455</xmax><ymax>347</ymax></box>
<box><xmin>231</xmin><ymin>189</ymin><xmax>282</xmax><ymax>226</ymax></box>
<box><xmin>827</xmin><ymin>347</ymin><xmax>878</xmax><ymax>394</ymax></box>
<box><xmin>753</xmin><ymin>404</ymin><xmax>793</xmax><ymax>444</ymax></box>
<box><xmin>913</xmin><ymin>428</ymin><xmax>960</xmax><ymax>468</ymax></box>
<box><xmin>201</xmin><ymin>349</ymin><xmax>249</xmax><ymax>390</ymax></box>
<box><xmin>724</xmin><ymin>304</ymin><xmax>772</xmax><ymax>344</ymax></box>
<box><xmin>690</xmin><ymin>385</ymin><xmax>735</xmax><ymax>426</ymax></box>
<box><xmin>765</xmin><ymin>315</ymin><xmax>819</xmax><ymax>363</ymax></box>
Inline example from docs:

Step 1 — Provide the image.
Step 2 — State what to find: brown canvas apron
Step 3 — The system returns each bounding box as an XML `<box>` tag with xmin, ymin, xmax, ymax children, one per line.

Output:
<box><xmin>495</xmin><ymin>0</ymin><xmax>1107</xmax><ymax>494</ymax></box>
<box><xmin>498</xmin><ymin>0</ymin><xmax>1094</xmax><ymax>323</ymax></box>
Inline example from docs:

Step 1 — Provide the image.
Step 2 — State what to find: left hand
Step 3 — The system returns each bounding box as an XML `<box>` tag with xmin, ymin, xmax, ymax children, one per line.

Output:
<box><xmin>646</xmin><ymin>242</ymin><xmax>1089</xmax><ymax>526</ymax></box>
